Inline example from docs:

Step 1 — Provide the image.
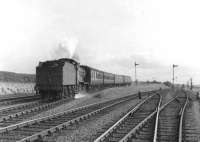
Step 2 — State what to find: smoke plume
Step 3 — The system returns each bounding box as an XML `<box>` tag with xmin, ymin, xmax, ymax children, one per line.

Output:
<box><xmin>52</xmin><ymin>36</ymin><xmax>80</xmax><ymax>62</ymax></box>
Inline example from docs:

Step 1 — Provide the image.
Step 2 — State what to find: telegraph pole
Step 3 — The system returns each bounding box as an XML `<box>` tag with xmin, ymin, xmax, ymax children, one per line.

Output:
<box><xmin>187</xmin><ymin>81</ymin><xmax>189</xmax><ymax>89</ymax></box>
<box><xmin>190</xmin><ymin>78</ymin><xmax>193</xmax><ymax>90</ymax></box>
<box><xmin>134</xmin><ymin>62</ymin><xmax>139</xmax><ymax>85</ymax></box>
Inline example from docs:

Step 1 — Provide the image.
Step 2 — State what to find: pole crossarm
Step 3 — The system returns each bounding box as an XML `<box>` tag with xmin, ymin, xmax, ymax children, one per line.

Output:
<box><xmin>173</xmin><ymin>64</ymin><xmax>178</xmax><ymax>68</ymax></box>
<box><xmin>135</xmin><ymin>62</ymin><xmax>139</xmax><ymax>66</ymax></box>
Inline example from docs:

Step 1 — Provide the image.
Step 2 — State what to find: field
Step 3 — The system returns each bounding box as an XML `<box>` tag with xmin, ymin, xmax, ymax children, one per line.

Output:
<box><xmin>0</xmin><ymin>82</ymin><xmax>35</xmax><ymax>96</ymax></box>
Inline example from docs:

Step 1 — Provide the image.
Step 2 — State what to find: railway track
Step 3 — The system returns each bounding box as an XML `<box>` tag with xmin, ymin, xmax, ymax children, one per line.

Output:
<box><xmin>182</xmin><ymin>98</ymin><xmax>200</xmax><ymax>141</ymax></box>
<box><xmin>0</xmin><ymin>90</ymin><xmax>156</xmax><ymax>128</ymax></box>
<box><xmin>0</xmin><ymin>101</ymin><xmax>40</xmax><ymax>119</ymax></box>
<box><xmin>94</xmin><ymin>93</ymin><xmax>161</xmax><ymax>142</ymax></box>
<box><xmin>156</xmin><ymin>95</ymin><xmax>188</xmax><ymax>142</ymax></box>
<box><xmin>94</xmin><ymin>90</ymin><xmax>188</xmax><ymax>142</ymax></box>
<box><xmin>0</xmin><ymin>92</ymin><xmax>156</xmax><ymax>142</ymax></box>
<box><xmin>0</xmin><ymin>95</ymin><xmax>40</xmax><ymax>107</ymax></box>
<box><xmin>0</xmin><ymin>98</ymin><xmax>72</xmax><ymax>128</ymax></box>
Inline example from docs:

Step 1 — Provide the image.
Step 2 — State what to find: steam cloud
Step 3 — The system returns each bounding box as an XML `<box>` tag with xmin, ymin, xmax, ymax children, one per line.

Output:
<box><xmin>52</xmin><ymin>37</ymin><xmax>80</xmax><ymax>62</ymax></box>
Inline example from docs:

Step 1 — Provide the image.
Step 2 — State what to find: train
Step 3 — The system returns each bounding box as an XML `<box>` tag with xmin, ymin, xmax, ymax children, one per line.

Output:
<box><xmin>35</xmin><ymin>58</ymin><xmax>132</xmax><ymax>100</ymax></box>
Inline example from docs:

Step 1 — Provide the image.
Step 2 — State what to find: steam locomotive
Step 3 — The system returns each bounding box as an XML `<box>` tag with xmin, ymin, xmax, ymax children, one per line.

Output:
<box><xmin>36</xmin><ymin>58</ymin><xmax>132</xmax><ymax>100</ymax></box>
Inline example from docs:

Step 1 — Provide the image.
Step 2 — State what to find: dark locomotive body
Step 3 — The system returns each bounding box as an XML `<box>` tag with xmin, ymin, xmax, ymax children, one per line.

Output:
<box><xmin>36</xmin><ymin>58</ymin><xmax>132</xmax><ymax>100</ymax></box>
<box><xmin>36</xmin><ymin>58</ymin><xmax>79</xmax><ymax>100</ymax></box>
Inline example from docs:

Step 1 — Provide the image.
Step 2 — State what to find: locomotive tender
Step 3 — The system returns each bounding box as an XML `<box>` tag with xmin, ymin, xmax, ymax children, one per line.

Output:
<box><xmin>36</xmin><ymin>58</ymin><xmax>132</xmax><ymax>100</ymax></box>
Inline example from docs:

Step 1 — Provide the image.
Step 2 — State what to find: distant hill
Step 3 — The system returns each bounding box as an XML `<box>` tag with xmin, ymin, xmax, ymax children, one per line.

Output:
<box><xmin>0</xmin><ymin>71</ymin><xmax>35</xmax><ymax>83</ymax></box>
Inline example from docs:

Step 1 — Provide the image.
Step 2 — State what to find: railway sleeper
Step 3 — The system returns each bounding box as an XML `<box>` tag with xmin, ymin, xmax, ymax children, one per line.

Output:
<box><xmin>157</xmin><ymin>136</ymin><xmax>178</xmax><ymax>141</ymax></box>
<box><xmin>158</xmin><ymin>131</ymin><xmax>178</xmax><ymax>135</ymax></box>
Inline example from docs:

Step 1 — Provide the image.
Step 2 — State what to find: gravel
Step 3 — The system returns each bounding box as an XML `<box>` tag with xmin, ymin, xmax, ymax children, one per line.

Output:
<box><xmin>44</xmin><ymin>88</ymin><xmax>170</xmax><ymax>142</ymax></box>
<box><xmin>20</xmin><ymin>84</ymin><xmax>167</xmax><ymax>142</ymax></box>
<box><xmin>184</xmin><ymin>100</ymin><xmax>200</xmax><ymax>141</ymax></box>
<box><xmin>43</xmin><ymin>98</ymin><xmax>142</xmax><ymax>142</ymax></box>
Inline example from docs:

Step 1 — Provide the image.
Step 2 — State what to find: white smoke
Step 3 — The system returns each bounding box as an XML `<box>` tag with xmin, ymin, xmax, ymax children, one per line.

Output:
<box><xmin>53</xmin><ymin>44</ymin><xmax>70</xmax><ymax>59</ymax></box>
<box><xmin>60</xmin><ymin>37</ymin><xmax>79</xmax><ymax>58</ymax></box>
<box><xmin>52</xmin><ymin>36</ymin><xmax>80</xmax><ymax>61</ymax></box>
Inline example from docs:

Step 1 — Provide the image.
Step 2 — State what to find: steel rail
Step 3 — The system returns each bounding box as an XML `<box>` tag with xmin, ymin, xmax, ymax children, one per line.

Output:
<box><xmin>153</xmin><ymin>96</ymin><xmax>162</xmax><ymax>142</ymax></box>
<box><xmin>120</xmin><ymin>95</ymin><xmax>181</xmax><ymax>142</ymax></box>
<box><xmin>152</xmin><ymin>92</ymin><xmax>187</xmax><ymax>142</ymax></box>
<box><xmin>0</xmin><ymin>95</ymin><xmax>40</xmax><ymax>103</ymax></box>
<box><xmin>16</xmin><ymin>98</ymin><xmax>133</xmax><ymax>142</ymax></box>
<box><xmin>94</xmin><ymin>93</ymin><xmax>159</xmax><ymax>142</ymax></box>
<box><xmin>120</xmin><ymin>94</ymin><xmax>182</xmax><ymax>142</ymax></box>
<box><xmin>119</xmin><ymin>111</ymin><xmax>157</xmax><ymax>142</ymax></box>
<box><xmin>152</xmin><ymin>95</ymin><xmax>179</xmax><ymax>142</ymax></box>
<box><xmin>0</xmin><ymin>91</ymin><xmax>148</xmax><ymax>133</ymax></box>
<box><xmin>178</xmin><ymin>92</ymin><xmax>189</xmax><ymax>142</ymax></box>
<box><xmin>0</xmin><ymin>101</ymin><xmax>39</xmax><ymax>113</ymax></box>
<box><xmin>119</xmin><ymin>94</ymin><xmax>161</xmax><ymax>142</ymax></box>
<box><xmin>2</xmin><ymin>91</ymin><xmax>157</xmax><ymax>142</ymax></box>
<box><xmin>0</xmin><ymin>98</ymin><xmax>70</xmax><ymax>123</ymax></box>
<box><xmin>0</xmin><ymin>99</ymin><xmax>122</xmax><ymax>133</ymax></box>
<box><xmin>0</xmin><ymin>90</ymin><xmax>157</xmax><ymax>142</ymax></box>
<box><xmin>117</xmin><ymin>92</ymin><xmax>186</xmax><ymax>142</ymax></box>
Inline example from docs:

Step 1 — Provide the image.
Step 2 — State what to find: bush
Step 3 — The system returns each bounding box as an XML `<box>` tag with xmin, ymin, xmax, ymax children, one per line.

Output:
<box><xmin>163</xmin><ymin>81</ymin><xmax>172</xmax><ymax>87</ymax></box>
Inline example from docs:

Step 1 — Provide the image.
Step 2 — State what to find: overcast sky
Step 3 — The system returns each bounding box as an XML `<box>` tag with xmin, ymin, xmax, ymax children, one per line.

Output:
<box><xmin>0</xmin><ymin>0</ymin><xmax>200</xmax><ymax>84</ymax></box>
